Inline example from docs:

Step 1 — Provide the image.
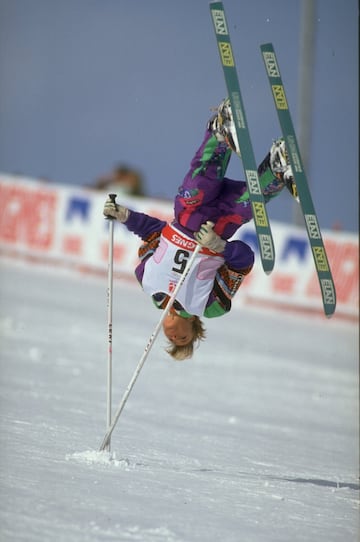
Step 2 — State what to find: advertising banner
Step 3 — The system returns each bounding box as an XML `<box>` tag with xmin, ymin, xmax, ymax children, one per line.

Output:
<box><xmin>0</xmin><ymin>175</ymin><xmax>357</xmax><ymax>320</ymax></box>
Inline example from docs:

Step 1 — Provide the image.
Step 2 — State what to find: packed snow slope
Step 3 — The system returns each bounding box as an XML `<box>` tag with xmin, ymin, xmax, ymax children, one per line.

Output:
<box><xmin>0</xmin><ymin>260</ymin><xmax>358</xmax><ymax>542</ymax></box>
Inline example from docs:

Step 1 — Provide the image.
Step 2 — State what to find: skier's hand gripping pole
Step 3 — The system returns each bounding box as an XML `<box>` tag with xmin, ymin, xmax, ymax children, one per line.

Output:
<box><xmin>99</xmin><ymin>241</ymin><xmax>201</xmax><ymax>451</ymax></box>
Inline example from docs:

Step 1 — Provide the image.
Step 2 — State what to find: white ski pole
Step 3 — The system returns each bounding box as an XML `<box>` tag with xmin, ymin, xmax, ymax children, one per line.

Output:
<box><xmin>99</xmin><ymin>242</ymin><xmax>201</xmax><ymax>451</ymax></box>
<box><xmin>104</xmin><ymin>193</ymin><xmax>117</xmax><ymax>452</ymax></box>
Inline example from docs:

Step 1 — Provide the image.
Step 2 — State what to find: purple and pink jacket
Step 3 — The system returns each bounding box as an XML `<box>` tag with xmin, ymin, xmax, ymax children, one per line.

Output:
<box><xmin>121</xmin><ymin>128</ymin><xmax>284</xmax><ymax>318</ymax></box>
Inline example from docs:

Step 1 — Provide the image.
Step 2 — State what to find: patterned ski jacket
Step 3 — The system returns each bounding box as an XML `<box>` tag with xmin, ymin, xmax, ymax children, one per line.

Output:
<box><xmin>123</xmin><ymin>210</ymin><xmax>254</xmax><ymax>318</ymax></box>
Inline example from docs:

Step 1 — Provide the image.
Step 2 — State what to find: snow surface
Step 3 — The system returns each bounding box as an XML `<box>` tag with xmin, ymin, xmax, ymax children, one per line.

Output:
<box><xmin>0</xmin><ymin>259</ymin><xmax>358</xmax><ymax>542</ymax></box>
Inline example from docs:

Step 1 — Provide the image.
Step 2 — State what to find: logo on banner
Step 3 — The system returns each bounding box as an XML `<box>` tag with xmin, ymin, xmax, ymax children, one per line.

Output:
<box><xmin>0</xmin><ymin>183</ymin><xmax>57</xmax><ymax>249</ymax></box>
<box><xmin>65</xmin><ymin>197</ymin><xmax>91</xmax><ymax>222</ymax></box>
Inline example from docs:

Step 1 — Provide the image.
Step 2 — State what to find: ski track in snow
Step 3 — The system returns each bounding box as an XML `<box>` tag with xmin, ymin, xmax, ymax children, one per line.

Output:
<box><xmin>0</xmin><ymin>259</ymin><xmax>358</xmax><ymax>542</ymax></box>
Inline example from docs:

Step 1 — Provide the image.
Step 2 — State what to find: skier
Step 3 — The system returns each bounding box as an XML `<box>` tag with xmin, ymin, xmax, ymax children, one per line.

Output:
<box><xmin>103</xmin><ymin>98</ymin><xmax>297</xmax><ymax>360</ymax></box>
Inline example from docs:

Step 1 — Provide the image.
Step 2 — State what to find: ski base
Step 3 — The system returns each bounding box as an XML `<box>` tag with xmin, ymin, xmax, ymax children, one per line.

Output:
<box><xmin>260</xmin><ymin>42</ymin><xmax>336</xmax><ymax>317</ymax></box>
<box><xmin>210</xmin><ymin>1</ymin><xmax>275</xmax><ymax>275</ymax></box>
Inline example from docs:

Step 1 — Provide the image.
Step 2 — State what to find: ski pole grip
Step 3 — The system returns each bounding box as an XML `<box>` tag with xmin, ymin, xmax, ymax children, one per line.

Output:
<box><xmin>105</xmin><ymin>193</ymin><xmax>118</xmax><ymax>220</ymax></box>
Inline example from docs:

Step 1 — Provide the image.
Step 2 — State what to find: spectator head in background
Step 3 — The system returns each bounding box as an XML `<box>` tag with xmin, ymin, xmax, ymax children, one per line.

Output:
<box><xmin>94</xmin><ymin>163</ymin><xmax>145</xmax><ymax>196</ymax></box>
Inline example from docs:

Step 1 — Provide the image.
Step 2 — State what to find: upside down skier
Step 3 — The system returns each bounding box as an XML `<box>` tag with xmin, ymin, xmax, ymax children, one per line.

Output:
<box><xmin>103</xmin><ymin>98</ymin><xmax>297</xmax><ymax>360</ymax></box>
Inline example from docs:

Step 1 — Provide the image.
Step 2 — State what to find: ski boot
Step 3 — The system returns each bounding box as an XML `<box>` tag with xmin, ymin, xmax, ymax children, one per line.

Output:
<box><xmin>269</xmin><ymin>138</ymin><xmax>298</xmax><ymax>201</ymax></box>
<box><xmin>208</xmin><ymin>98</ymin><xmax>240</xmax><ymax>155</ymax></box>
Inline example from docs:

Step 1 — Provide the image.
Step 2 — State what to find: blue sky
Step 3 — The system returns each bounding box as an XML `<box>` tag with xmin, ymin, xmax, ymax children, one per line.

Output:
<box><xmin>0</xmin><ymin>0</ymin><xmax>358</xmax><ymax>232</ymax></box>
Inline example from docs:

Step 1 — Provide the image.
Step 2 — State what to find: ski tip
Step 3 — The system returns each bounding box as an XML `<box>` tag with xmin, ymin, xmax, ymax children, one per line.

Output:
<box><xmin>324</xmin><ymin>301</ymin><xmax>336</xmax><ymax>318</ymax></box>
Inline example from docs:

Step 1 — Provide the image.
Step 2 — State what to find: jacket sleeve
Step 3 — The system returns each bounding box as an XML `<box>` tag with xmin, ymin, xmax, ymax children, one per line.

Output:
<box><xmin>124</xmin><ymin>210</ymin><xmax>167</xmax><ymax>240</ymax></box>
<box><xmin>223</xmin><ymin>239</ymin><xmax>255</xmax><ymax>271</ymax></box>
<box><xmin>203</xmin><ymin>239</ymin><xmax>254</xmax><ymax>318</ymax></box>
<box><xmin>133</xmin><ymin>229</ymin><xmax>162</xmax><ymax>285</ymax></box>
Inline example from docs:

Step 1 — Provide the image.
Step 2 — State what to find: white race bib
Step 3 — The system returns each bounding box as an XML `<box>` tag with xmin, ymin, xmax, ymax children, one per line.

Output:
<box><xmin>141</xmin><ymin>224</ymin><xmax>224</xmax><ymax>316</ymax></box>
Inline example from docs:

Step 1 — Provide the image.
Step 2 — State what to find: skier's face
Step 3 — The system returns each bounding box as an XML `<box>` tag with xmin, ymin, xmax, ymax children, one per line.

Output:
<box><xmin>162</xmin><ymin>311</ymin><xmax>195</xmax><ymax>346</ymax></box>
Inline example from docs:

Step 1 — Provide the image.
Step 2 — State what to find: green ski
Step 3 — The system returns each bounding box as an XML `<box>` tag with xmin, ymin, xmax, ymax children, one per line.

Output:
<box><xmin>260</xmin><ymin>42</ymin><xmax>336</xmax><ymax>317</ymax></box>
<box><xmin>210</xmin><ymin>2</ymin><xmax>275</xmax><ymax>274</ymax></box>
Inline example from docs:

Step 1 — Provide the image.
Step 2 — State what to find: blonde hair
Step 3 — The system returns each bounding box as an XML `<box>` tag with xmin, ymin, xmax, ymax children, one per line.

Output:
<box><xmin>165</xmin><ymin>316</ymin><xmax>206</xmax><ymax>361</ymax></box>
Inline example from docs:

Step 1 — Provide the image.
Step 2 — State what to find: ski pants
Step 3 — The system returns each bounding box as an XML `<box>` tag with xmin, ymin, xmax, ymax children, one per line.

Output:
<box><xmin>173</xmin><ymin>128</ymin><xmax>285</xmax><ymax>240</ymax></box>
